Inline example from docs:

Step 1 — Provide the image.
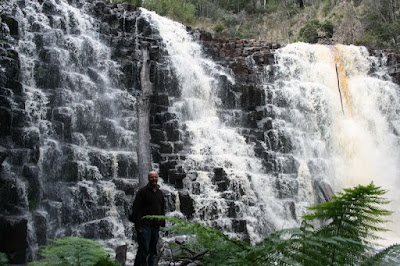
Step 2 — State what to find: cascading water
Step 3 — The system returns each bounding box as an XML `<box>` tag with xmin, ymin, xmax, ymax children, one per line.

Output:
<box><xmin>142</xmin><ymin>10</ymin><xmax>305</xmax><ymax>242</ymax></box>
<box><xmin>1</xmin><ymin>0</ymin><xmax>140</xmax><ymax>261</ymax></box>
<box><xmin>268</xmin><ymin>43</ymin><xmax>400</xmax><ymax>243</ymax></box>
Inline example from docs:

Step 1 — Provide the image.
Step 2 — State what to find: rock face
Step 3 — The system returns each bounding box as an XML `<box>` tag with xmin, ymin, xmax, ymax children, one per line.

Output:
<box><xmin>0</xmin><ymin>0</ymin><xmax>158</xmax><ymax>263</ymax></box>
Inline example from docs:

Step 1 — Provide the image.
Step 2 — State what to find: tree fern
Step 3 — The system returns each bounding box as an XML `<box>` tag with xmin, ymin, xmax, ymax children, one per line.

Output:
<box><xmin>148</xmin><ymin>183</ymin><xmax>395</xmax><ymax>266</ymax></box>
<box><xmin>361</xmin><ymin>244</ymin><xmax>400</xmax><ymax>266</ymax></box>
<box><xmin>303</xmin><ymin>183</ymin><xmax>391</xmax><ymax>265</ymax></box>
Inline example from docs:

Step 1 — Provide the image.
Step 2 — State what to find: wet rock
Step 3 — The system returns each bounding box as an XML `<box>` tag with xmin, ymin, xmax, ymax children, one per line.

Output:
<box><xmin>0</xmin><ymin>146</ymin><xmax>8</xmax><ymax>166</ymax></box>
<box><xmin>113</xmin><ymin>178</ymin><xmax>138</xmax><ymax>195</ymax></box>
<box><xmin>33</xmin><ymin>211</ymin><xmax>47</xmax><ymax>245</ymax></box>
<box><xmin>314</xmin><ymin>179</ymin><xmax>334</xmax><ymax>202</ymax></box>
<box><xmin>168</xmin><ymin>168</ymin><xmax>185</xmax><ymax>188</ymax></box>
<box><xmin>1</xmin><ymin>15</ymin><xmax>18</xmax><ymax>36</ymax></box>
<box><xmin>61</xmin><ymin>161</ymin><xmax>86</xmax><ymax>182</ymax></box>
<box><xmin>117</xmin><ymin>153</ymin><xmax>138</xmax><ymax>178</ymax></box>
<box><xmin>0</xmin><ymin>107</ymin><xmax>11</xmax><ymax>136</ymax></box>
<box><xmin>52</xmin><ymin>107</ymin><xmax>73</xmax><ymax>140</ymax></box>
<box><xmin>0</xmin><ymin>216</ymin><xmax>28</xmax><ymax>264</ymax></box>
<box><xmin>115</xmin><ymin>245</ymin><xmax>127</xmax><ymax>266</ymax></box>
<box><xmin>232</xmin><ymin>219</ymin><xmax>247</xmax><ymax>233</ymax></box>
<box><xmin>275</xmin><ymin>175</ymin><xmax>298</xmax><ymax>199</ymax></box>
<box><xmin>178</xmin><ymin>191</ymin><xmax>194</xmax><ymax>219</ymax></box>
<box><xmin>213</xmin><ymin>167</ymin><xmax>229</xmax><ymax>192</ymax></box>
<box><xmin>1</xmin><ymin>56</ymin><xmax>19</xmax><ymax>81</ymax></box>
<box><xmin>89</xmin><ymin>151</ymin><xmax>115</xmax><ymax>179</ymax></box>
<box><xmin>81</xmin><ymin>218</ymin><xmax>115</xmax><ymax>239</ymax></box>
<box><xmin>23</xmin><ymin>163</ymin><xmax>41</xmax><ymax>209</ymax></box>
<box><xmin>34</xmin><ymin>62</ymin><xmax>61</xmax><ymax>89</ymax></box>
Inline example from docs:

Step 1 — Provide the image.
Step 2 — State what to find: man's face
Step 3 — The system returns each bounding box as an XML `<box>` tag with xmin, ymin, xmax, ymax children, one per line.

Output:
<box><xmin>148</xmin><ymin>172</ymin><xmax>158</xmax><ymax>186</ymax></box>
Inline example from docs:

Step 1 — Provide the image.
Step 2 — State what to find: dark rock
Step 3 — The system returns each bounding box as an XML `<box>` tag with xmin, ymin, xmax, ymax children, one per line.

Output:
<box><xmin>150</xmin><ymin>129</ymin><xmax>167</xmax><ymax>144</ymax></box>
<box><xmin>89</xmin><ymin>151</ymin><xmax>115</xmax><ymax>179</ymax></box>
<box><xmin>0</xmin><ymin>107</ymin><xmax>11</xmax><ymax>136</ymax></box>
<box><xmin>117</xmin><ymin>153</ymin><xmax>138</xmax><ymax>179</ymax></box>
<box><xmin>275</xmin><ymin>175</ymin><xmax>298</xmax><ymax>199</ymax></box>
<box><xmin>232</xmin><ymin>219</ymin><xmax>247</xmax><ymax>233</ymax></box>
<box><xmin>1</xmin><ymin>15</ymin><xmax>18</xmax><ymax>36</ymax></box>
<box><xmin>0</xmin><ymin>56</ymin><xmax>19</xmax><ymax>81</ymax></box>
<box><xmin>213</xmin><ymin>167</ymin><xmax>229</xmax><ymax>191</ymax></box>
<box><xmin>0</xmin><ymin>216</ymin><xmax>28</xmax><ymax>264</ymax></box>
<box><xmin>115</xmin><ymin>245</ymin><xmax>127</xmax><ymax>266</ymax></box>
<box><xmin>178</xmin><ymin>191</ymin><xmax>194</xmax><ymax>218</ymax></box>
<box><xmin>33</xmin><ymin>211</ymin><xmax>47</xmax><ymax>245</ymax></box>
<box><xmin>42</xmin><ymin>0</ymin><xmax>57</xmax><ymax>15</ymax></box>
<box><xmin>23</xmin><ymin>163</ymin><xmax>41</xmax><ymax>209</ymax></box>
<box><xmin>314</xmin><ymin>179</ymin><xmax>334</xmax><ymax>202</ymax></box>
<box><xmin>52</xmin><ymin>107</ymin><xmax>72</xmax><ymax>140</ymax></box>
<box><xmin>152</xmin><ymin>93</ymin><xmax>169</xmax><ymax>107</ymax></box>
<box><xmin>61</xmin><ymin>161</ymin><xmax>85</xmax><ymax>182</ymax></box>
<box><xmin>34</xmin><ymin>62</ymin><xmax>61</xmax><ymax>89</ymax></box>
<box><xmin>8</xmin><ymin>149</ymin><xmax>31</xmax><ymax>166</ymax></box>
<box><xmin>159</xmin><ymin>141</ymin><xmax>173</xmax><ymax>154</ymax></box>
<box><xmin>227</xmin><ymin>201</ymin><xmax>238</xmax><ymax>218</ymax></box>
<box><xmin>113</xmin><ymin>178</ymin><xmax>138</xmax><ymax>195</ymax></box>
<box><xmin>0</xmin><ymin>146</ymin><xmax>8</xmax><ymax>166</ymax></box>
<box><xmin>81</xmin><ymin>218</ymin><xmax>114</xmax><ymax>239</ymax></box>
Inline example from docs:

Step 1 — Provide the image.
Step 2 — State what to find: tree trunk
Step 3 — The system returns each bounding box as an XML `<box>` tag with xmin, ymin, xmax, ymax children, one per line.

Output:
<box><xmin>137</xmin><ymin>45</ymin><xmax>153</xmax><ymax>188</ymax></box>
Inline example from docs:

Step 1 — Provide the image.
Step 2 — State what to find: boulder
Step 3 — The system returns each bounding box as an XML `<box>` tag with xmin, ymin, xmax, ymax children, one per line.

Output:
<box><xmin>178</xmin><ymin>191</ymin><xmax>194</xmax><ymax>218</ymax></box>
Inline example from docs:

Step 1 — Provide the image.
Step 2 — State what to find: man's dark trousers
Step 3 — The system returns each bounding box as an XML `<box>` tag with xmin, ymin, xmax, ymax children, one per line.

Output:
<box><xmin>134</xmin><ymin>225</ymin><xmax>160</xmax><ymax>266</ymax></box>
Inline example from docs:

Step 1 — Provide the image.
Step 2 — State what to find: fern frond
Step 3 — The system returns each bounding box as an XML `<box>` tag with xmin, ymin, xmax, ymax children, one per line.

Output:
<box><xmin>361</xmin><ymin>244</ymin><xmax>400</xmax><ymax>266</ymax></box>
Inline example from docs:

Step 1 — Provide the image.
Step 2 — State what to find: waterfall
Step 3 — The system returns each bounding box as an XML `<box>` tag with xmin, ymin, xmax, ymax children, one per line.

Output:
<box><xmin>142</xmin><ymin>9</ymin><xmax>304</xmax><ymax>242</ymax></box>
<box><xmin>1</xmin><ymin>0</ymin><xmax>139</xmax><ymax>260</ymax></box>
<box><xmin>2</xmin><ymin>0</ymin><xmax>400</xmax><ymax>262</ymax></box>
<box><xmin>270</xmin><ymin>43</ymin><xmax>400</xmax><ymax>244</ymax></box>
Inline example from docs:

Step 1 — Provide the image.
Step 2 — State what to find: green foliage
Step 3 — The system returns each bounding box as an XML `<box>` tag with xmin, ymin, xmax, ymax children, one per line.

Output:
<box><xmin>148</xmin><ymin>183</ymin><xmax>396</xmax><ymax>266</ymax></box>
<box><xmin>320</xmin><ymin>19</ymin><xmax>334</xmax><ymax>38</ymax></box>
<box><xmin>28</xmin><ymin>237</ymin><xmax>116</xmax><ymax>266</ymax></box>
<box><xmin>146</xmin><ymin>215</ymin><xmax>248</xmax><ymax>265</ymax></box>
<box><xmin>143</xmin><ymin>0</ymin><xmax>196</xmax><ymax>24</ymax></box>
<box><xmin>94</xmin><ymin>256</ymin><xmax>120</xmax><ymax>266</ymax></box>
<box><xmin>0</xmin><ymin>252</ymin><xmax>8</xmax><ymax>266</ymax></box>
<box><xmin>298</xmin><ymin>20</ymin><xmax>320</xmax><ymax>43</ymax></box>
<box><xmin>213</xmin><ymin>22</ymin><xmax>224</xmax><ymax>33</ymax></box>
<box><xmin>298</xmin><ymin>19</ymin><xmax>335</xmax><ymax>43</ymax></box>
<box><xmin>361</xmin><ymin>244</ymin><xmax>400</xmax><ymax>266</ymax></box>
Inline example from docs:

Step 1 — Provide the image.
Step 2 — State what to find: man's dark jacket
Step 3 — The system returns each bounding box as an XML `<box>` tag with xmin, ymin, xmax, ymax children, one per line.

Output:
<box><xmin>132</xmin><ymin>183</ymin><xmax>165</xmax><ymax>229</ymax></box>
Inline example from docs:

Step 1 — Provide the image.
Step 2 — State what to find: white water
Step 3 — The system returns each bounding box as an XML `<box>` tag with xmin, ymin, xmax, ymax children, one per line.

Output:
<box><xmin>142</xmin><ymin>9</ymin><xmax>304</xmax><ymax>242</ymax></box>
<box><xmin>7</xmin><ymin>0</ymin><xmax>137</xmax><ymax>256</ymax></box>
<box><xmin>272</xmin><ymin>43</ymin><xmax>400</xmax><ymax>244</ymax></box>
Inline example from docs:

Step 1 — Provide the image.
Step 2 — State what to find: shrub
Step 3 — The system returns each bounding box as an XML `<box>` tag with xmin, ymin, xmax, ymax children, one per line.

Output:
<box><xmin>213</xmin><ymin>22</ymin><xmax>224</xmax><ymax>33</ymax></box>
<box><xmin>298</xmin><ymin>20</ymin><xmax>320</xmax><ymax>43</ymax></box>
<box><xmin>0</xmin><ymin>253</ymin><xmax>8</xmax><ymax>266</ymax></box>
<box><xmin>28</xmin><ymin>237</ymin><xmax>117</xmax><ymax>266</ymax></box>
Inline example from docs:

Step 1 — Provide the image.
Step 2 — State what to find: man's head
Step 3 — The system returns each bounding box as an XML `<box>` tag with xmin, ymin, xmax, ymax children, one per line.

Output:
<box><xmin>148</xmin><ymin>171</ymin><xmax>159</xmax><ymax>187</ymax></box>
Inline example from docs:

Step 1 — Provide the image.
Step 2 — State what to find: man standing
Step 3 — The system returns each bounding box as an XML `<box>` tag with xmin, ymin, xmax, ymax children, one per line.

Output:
<box><xmin>132</xmin><ymin>171</ymin><xmax>165</xmax><ymax>266</ymax></box>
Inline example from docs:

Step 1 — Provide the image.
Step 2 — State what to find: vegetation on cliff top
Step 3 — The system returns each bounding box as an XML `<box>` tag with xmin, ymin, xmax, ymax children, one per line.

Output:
<box><xmin>125</xmin><ymin>0</ymin><xmax>400</xmax><ymax>51</ymax></box>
